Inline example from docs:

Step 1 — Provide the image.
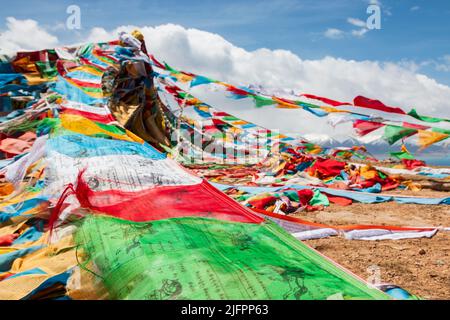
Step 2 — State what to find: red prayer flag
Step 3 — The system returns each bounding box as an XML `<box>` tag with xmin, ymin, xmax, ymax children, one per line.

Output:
<box><xmin>301</xmin><ymin>94</ymin><xmax>350</xmax><ymax>107</ymax></box>
<box><xmin>353</xmin><ymin>96</ymin><xmax>406</xmax><ymax>115</ymax></box>
<box><xmin>50</xmin><ymin>173</ymin><xmax>264</xmax><ymax>227</ymax></box>
<box><xmin>226</xmin><ymin>86</ymin><xmax>251</xmax><ymax>97</ymax></box>
<box><xmin>402</xmin><ymin>122</ymin><xmax>429</xmax><ymax>130</ymax></box>
<box><xmin>353</xmin><ymin>120</ymin><xmax>385</xmax><ymax>136</ymax></box>
<box><xmin>61</xmin><ymin>108</ymin><xmax>115</xmax><ymax>124</ymax></box>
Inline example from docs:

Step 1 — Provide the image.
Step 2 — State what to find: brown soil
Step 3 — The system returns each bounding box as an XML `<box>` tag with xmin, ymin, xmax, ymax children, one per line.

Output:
<box><xmin>295</xmin><ymin>202</ymin><xmax>450</xmax><ymax>299</ymax></box>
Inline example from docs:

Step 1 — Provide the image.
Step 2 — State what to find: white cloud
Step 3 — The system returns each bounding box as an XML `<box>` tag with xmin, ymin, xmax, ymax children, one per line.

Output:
<box><xmin>346</xmin><ymin>18</ymin><xmax>370</xmax><ymax>38</ymax></box>
<box><xmin>0</xmin><ymin>17</ymin><xmax>59</xmax><ymax>55</ymax></box>
<box><xmin>347</xmin><ymin>17</ymin><xmax>367</xmax><ymax>28</ymax></box>
<box><xmin>368</xmin><ymin>0</ymin><xmax>381</xmax><ymax>5</ymax></box>
<box><xmin>351</xmin><ymin>28</ymin><xmax>369</xmax><ymax>37</ymax></box>
<box><xmin>434</xmin><ymin>55</ymin><xmax>450</xmax><ymax>72</ymax></box>
<box><xmin>86</xmin><ymin>27</ymin><xmax>115</xmax><ymax>43</ymax></box>
<box><xmin>324</xmin><ymin>28</ymin><xmax>344</xmax><ymax>39</ymax></box>
<box><xmin>417</xmin><ymin>55</ymin><xmax>450</xmax><ymax>73</ymax></box>
<box><xmin>82</xmin><ymin>24</ymin><xmax>450</xmax><ymax>138</ymax></box>
<box><xmin>410</xmin><ymin>6</ymin><xmax>420</xmax><ymax>11</ymax></box>
<box><xmin>48</xmin><ymin>22</ymin><xmax>67</xmax><ymax>32</ymax></box>
<box><xmin>324</xmin><ymin>17</ymin><xmax>374</xmax><ymax>41</ymax></box>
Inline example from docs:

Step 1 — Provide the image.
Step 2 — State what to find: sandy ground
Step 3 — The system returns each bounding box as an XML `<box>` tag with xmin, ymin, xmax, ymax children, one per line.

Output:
<box><xmin>295</xmin><ymin>200</ymin><xmax>450</xmax><ymax>300</ymax></box>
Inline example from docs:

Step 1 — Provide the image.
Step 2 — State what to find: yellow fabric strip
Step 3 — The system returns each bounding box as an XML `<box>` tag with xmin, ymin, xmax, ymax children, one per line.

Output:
<box><xmin>60</xmin><ymin>114</ymin><xmax>135</xmax><ymax>142</ymax></box>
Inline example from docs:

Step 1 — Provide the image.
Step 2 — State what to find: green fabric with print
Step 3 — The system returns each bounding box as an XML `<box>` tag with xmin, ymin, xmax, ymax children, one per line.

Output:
<box><xmin>75</xmin><ymin>215</ymin><xmax>389</xmax><ymax>300</ymax></box>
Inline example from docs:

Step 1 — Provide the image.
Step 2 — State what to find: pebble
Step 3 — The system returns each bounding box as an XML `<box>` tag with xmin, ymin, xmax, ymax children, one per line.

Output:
<box><xmin>435</xmin><ymin>260</ymin><xmax>445</xmax><ymax>266</ymax></box>
<box><xmin>419</xmin><ymin>249</ymin><xmax>426</xmax><ymax>255</ymax></box>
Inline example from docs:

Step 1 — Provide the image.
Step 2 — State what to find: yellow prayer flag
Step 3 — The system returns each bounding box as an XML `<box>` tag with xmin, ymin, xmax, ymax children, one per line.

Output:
<box><xmin>319</xmin><ymin>106</ymin><xmax>348</xmax><ymax>113</ymax></box>
<box><xmin>418</xmin><ymin>130</ymin><xmax>449</xmax><ymax>150</ymax></box>
<box><xmin>60</xmin><ymin>114</ymin><xmax>135</xmax><ymax>142</ymax></box>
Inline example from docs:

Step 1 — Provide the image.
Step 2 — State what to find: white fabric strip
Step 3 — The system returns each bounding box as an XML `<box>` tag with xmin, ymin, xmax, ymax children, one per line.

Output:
<box><xmin>344</xmin><ymin>228</ymin><xmax>438</xmax><ymax>240</ymax></box>
<box><xmin>44</xmin><ymin>152</ymin><xmax>202</xmax><ymax>196</ymax></box>
<box><xmin>3</xmin><ymin>135</ymin><xmax>48</xmax><ymax>186</ymax></box>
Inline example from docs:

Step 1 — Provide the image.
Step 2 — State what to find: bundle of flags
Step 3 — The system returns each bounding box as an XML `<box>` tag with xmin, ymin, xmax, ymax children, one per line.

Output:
<box><xmin>156</xmin><ymin>75</ymin><xmax>379</xmax><ymax>165</ymax></box>
<box><xmin>0</xmin><ymin>32</ymin><xmax>399</xmax><ymax>300</ymax></box>
<box><xmin>150</xmin><ymin>58</ymin><xmax>450</xmax><ymax>150</ymax></box>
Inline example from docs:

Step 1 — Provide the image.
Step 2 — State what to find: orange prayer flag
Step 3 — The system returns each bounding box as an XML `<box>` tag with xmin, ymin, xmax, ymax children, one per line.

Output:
<box><xmin>418</xmin><ymin>130</ymin><xmax>449</xmax><ymax>150</ymax></box>
<box><xmin>320</xmin><ymin>106</ymin><xmax>348</xmax><ymax>113</ymax></box>
<box><xmin>273</xmin><ymin>97</ymin><xmax>299</xmax><ymax>109</ymax></box>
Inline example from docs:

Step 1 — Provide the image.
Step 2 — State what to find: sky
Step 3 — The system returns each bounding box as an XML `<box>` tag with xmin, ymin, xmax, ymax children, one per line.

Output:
<box><xmin>1</xmin><ymin>0</ymin><xmax>449</xmax><ymax>84</ymax></box>
<box><xmin>0</xmin><ymin>0</ymin><xmax>449</xmax><ymax>141</ymax></box>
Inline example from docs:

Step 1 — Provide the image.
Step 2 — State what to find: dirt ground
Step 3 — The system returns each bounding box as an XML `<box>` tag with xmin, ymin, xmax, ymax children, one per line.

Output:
<box><xmin>296</xmin><ymin>197</ymin><xmax>450</xmax><ymax>300</ymax></box>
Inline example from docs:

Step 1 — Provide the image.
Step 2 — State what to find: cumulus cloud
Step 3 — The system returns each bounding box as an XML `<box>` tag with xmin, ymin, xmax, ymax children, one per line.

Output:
<box><xmin>85</xmin><ymin>24</ymin><xmax>450</xmax><ymax>109</ymax></box>
<box><xmin>411</xmin><ymin>56</ymin><xmax>450</xmax><ymax>74</ymax></box>
<box><xmin>84</xmin><ymin>23</ymin><xmax>450</xmax><ymax>138</ymax></box>
<box><xmin>346</xmin><ymin>17</ymin><xmax>370</xmax><ymax>38</ymax></box>
<box><xmin>324</xmin><ymin>28</ymin><xmax>345</xmax><ymax>39</ymax></box>
<box><xmin>351</xmin><ymin>28</ymin><xmax>369</xmax><ymax>37</ymax></box>
<box><xmin>327</xmin><ymin>18</ymin><xmax>371</xmax><ymax>40</ymax></box>
<box><xmin>433</xmin><ymin>55</ymin><xmax>450</xmax><ymax>72</ymax></box>
<box><xmin>347</xmin><ymin>17</ymin><xmax>367</xmax><ymax>28</ymax></box>
<box><xmin>0</xmin><ymin>17</ymin><xmax>59</xmax><ymax>55</ymax></box>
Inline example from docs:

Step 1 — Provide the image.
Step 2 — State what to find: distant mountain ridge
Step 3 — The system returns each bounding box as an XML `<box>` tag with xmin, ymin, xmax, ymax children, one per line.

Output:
<box><xmin>297</xmin><ymin>133</ymin><xmax>449</xmax><ymax>157</ymax></box>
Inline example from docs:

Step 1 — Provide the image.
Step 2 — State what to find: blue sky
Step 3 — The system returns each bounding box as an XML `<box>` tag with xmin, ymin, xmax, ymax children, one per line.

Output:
<box><xmin>1</xmin><ymin>0</ymin><xmax>450</xmax><ymax>84</ymax></box>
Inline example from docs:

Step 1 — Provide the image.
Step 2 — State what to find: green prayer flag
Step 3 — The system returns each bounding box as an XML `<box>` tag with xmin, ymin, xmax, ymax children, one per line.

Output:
<box><xmin>310</xmin><ymin>189</ymin><xmax>330</xmax><ymax>207</ymax></box>
<box><xmin>408</xmin><ymin>109</ymin><xmax>450</xmax><ymax>123</ymax></box>
<box><xmin>164</xmin><ymin>63</ymin><xmax>179</xmax><ymax>74</ymax></box>
<box><xmin>76</xmin><ymin>215</ymin><xmax>389</xmax><ymax>300</ymax></box>
<box><xmin>35</xmin><ymin>61</ymin><xmax>57</xmax><ymax>79</ymax></box>
<box><xmin>389</xmin><ymin>151</ymin><xmax>415</xmax><ymax>160</ymax></box>
<box><xmin>96</xmin><ymin>122</ymin><xmax>126</xmax><ymax>135</ymax></box>
<box><xmin>222</xmin><ymin>116</ymin><xmax>240</xmax><ymax>121</ymax></box>
<box><xmin>283</xmin><ymin>190</ymin><xmax>300</xmax><ymax>202</ymax></box>
<box><xmin>253</xmin><ymin>95</ymin><xmax>276</xmax><ymax>108</ymax></box>
<box><xmin>353</xmin><ymin>152</ymin><xmax>367</xmax><ymax>160</ymax></box>
<box><xmin>79</xmin><ymin>43</ymin><xmax>94</xmax><ymax>56</ymax></box>
<box><xmin>432</xmin><ymin>128</ymin><xmax>450</xmax><ymax>135</ymax></box>
<box><xmin>383</xmin><ymin>125</ymin><xmax>417</xmax><ymax>145</ymax></box>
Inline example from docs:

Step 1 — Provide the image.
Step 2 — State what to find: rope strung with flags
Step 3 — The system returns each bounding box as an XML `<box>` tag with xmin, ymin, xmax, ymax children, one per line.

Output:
<box><xmin>148</xmin><ymin>55</ymin><xmax>450</xmax><ymax>150</ymax></box>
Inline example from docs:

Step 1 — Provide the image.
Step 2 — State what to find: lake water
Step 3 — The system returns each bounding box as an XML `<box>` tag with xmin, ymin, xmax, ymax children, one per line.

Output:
<box><xmin>374</xmin><ymin>154</ymin><xmax>450</xmax><ymax>167</ymax></box>
<box><xmin>421</xmin><ymin>157</ymin><xmax>450</xmax><ymax>167</ymax></box>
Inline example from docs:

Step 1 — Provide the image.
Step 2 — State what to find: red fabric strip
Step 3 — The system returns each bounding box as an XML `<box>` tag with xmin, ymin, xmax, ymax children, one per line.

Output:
<box><xmin>402</xmin><ymin>122</ymin><xmax>429</xmax><ymax>130</ymax></box>
<box><xmin>248</xmin><ymin>196</ymin><xmax>277</xmax><ymax>210</ymax></box>
<box><xmin>213</xmin><ymin>112</ymin><xmax>231</xmax><ymax>117</ymax></box>
<box><xmin>353</xmin><ymin>96</ymin><xmax>406</xmax><ymax>115</ymax></box>
<box><xmin>297</xmin><ymin>189</ymin><xmax>314</xmax><ymax>206</ymax></box>
<box><xmin>79</xmin><ymin>57</ymin><xmax>107</xmax><ymax>72</ymax></box>
<box><xmin>301</xmin><ymin>94</ymin><xmax>350</xmax><ymax>107</ymax></box>
<box><xmin>61</xmin><ymin>108</ymin><xmax>115</xmax><ymax>124</ymax></box>
<box><xmin>402</xmin><ymin>159</ymin><xmax>426</xmax><ymax>169</ymax></box>
<box><xmin>353</xmin><ymin>120</ymin><xmax>385</xmax><ymax>136</ymax></box>
<box><xmin>64</xmin><ymin>76</ymin><xmax>102</xmax><ymax>89</ymax></box>
<box><xmin>149</xmin><ymin>54</ymin><xmax>166</xmax><ymax>70</ymax></box>
<box><xmin>226</xmin><ymin>86</ymin><xmax>251</xmax><ymax>97</ymax></box>
<box><xmin>326</xmin><ymin>195</ymin><xmax>353</xmax><ymax>206</ymax></box>
<box><xmin>93</xmin><ymin>49</ymin><xmax>120</xmax><ymax>63</ymax></box>
<box><xmin>308</xmin><ymin>159</ymin><xmax>346</xmax><ymax>179</ymax></box>
<box><xmin>0</xmin><ymin>234</ymin><xmax>18</xmax><ymax>246</ymax></box>
<box><xmin>69</xmin><ymin>174</ymin><xmax>264</xmax><ymax>224</ymax></box>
